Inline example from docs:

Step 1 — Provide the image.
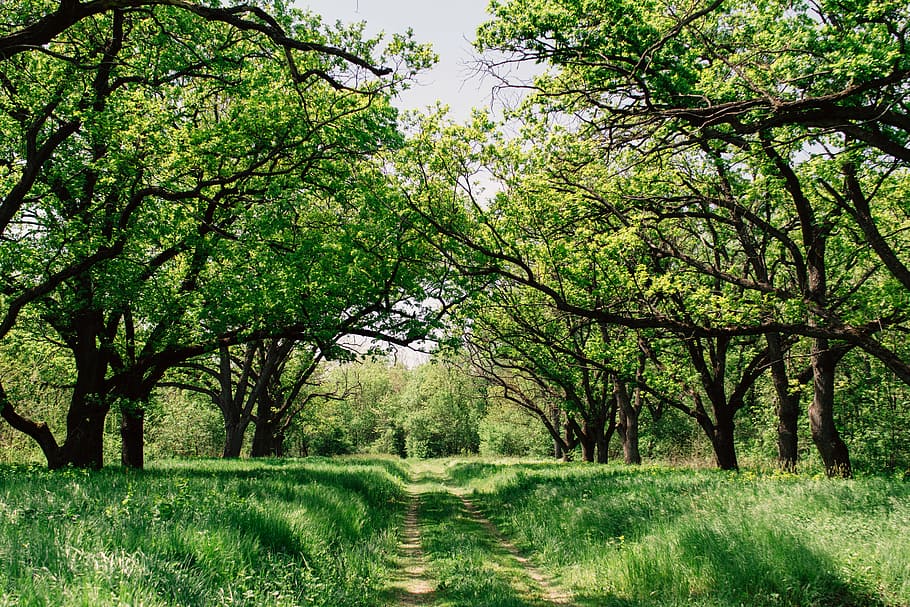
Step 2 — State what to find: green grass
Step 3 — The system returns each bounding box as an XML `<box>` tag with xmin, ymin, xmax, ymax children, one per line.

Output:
<box><xmin>445</xmin><ymin>461</ymin><xmax>910</xmax><ymax>607</ymax></box>
<box><xmin>0</xmin><ymin>457</ymin><xmax>408</xmax><ymax>607</ymax></box>
<box><xmin>3</xmin><ymin>456</ymin><xmax>908</xmax><ymax>607</ymax></box>
<box><xmin>417</xmin><ymin>489</ymin><xmax>553</xmax><ymax>607</ymax></box>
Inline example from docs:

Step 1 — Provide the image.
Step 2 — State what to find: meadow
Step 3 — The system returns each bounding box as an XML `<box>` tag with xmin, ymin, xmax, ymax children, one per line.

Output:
<box><xmin>1</xmin><ymin>457</ymin><xmax>909</xmax><ymax>606</ymax></box>
<box><xmin>0</xmin><ymin>458</ymin><xmax>408</xmax><ymax>607</ymax></box>
<box><xmin>445</xmin><ymin>461</ymin><xmax>910</xmax><ymax>607</ymax></box>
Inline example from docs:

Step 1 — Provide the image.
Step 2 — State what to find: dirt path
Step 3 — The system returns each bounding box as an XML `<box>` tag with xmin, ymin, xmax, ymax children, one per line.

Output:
<box><xmin>453</xmin><ymin>491</ymin><xmax>573</xmax><ymax>606</ymax></box>
<box><xmin>390</xmin><ymin>490</ymin><xmax>435</xmax><ymax>606</ymax></box>
<box><xmin>390</xmin><ymin>462</ymin><xmax>574</xmax><ymax>607</ymax></box>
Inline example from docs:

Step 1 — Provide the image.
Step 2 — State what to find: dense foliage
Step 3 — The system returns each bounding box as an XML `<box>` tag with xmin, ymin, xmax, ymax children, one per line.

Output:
<box><xmin>391</xmin><ymin>0</ymin><xmax>910</xmax><ymax>476</ymax></box>
<box><xmin>0</xmin><ymin>0</ymin><xmax>908</xmax><ymax>477</ymax></box>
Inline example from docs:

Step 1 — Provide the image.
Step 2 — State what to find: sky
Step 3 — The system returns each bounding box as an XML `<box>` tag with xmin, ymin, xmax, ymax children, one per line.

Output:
<box><xmin>295</xmin><ymin>1</ymin><xmax>521</xmax><ymax>365</ymax></box>
<box><xmin>297</xmin><ymin>0</ymin><xmax>500</xmax><ymax>120</ymax></box>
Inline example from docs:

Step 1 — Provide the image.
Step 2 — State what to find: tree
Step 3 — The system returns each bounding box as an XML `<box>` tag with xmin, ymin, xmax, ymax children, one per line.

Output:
<box><xmin>463</xmin><ymin>282</ymin><xmax>623</xmax><ymax>463</ymax></box>
<box><xmin>389</xmin><ymin>0</ymin><xmax>910</xmax><ymax>476</ymax></box>
<box><xmin>398</xmin><ymin>361</ymin><xmax>485</xmax><ymax>458</ymax></box>
<box><xmin>0</xmin><ymin>0</ymin><xmax>435</xmax><ymax>468</ymax></box>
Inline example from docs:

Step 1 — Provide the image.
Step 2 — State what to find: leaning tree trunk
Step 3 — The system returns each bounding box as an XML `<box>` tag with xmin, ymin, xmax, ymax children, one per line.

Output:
<box><xmin>810</xmin><ymin>337</ymin><xmax>852</xmax><ymax>477</ymax></box>
<box><xmin>0</xmin><ymin>382</ymin><xmax>67</xmax><ymax>469</ymax></box>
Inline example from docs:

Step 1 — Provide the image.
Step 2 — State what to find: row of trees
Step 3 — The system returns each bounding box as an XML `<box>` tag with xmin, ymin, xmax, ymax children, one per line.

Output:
<box><xmin>0</xmin><ymin>0</ymin><xmax>452</xmax><ymax>469</ymax></box>
<box><xmin>8</xmin><ymin>345</ymin><xmax>902</xmax><ymax>471</ymax></box>
<box><xmin>2</xmin><ymin>0</ymin><xmax>909</xmax><ymax>477</ymax></box>
<box><xmin>391</xmin><ymin>0</ymin><xmax>910</xmax><ymax>477</ymax></box>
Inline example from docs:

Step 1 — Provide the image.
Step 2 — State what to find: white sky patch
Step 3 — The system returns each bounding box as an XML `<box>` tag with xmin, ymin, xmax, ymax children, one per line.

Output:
<box><xmin>297</xmin><ymin>0</ymin><xmax>496</xmax><ymax>121</ymax></box>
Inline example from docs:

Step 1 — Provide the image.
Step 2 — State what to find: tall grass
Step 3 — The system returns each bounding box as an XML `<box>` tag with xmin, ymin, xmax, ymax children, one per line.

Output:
<box><xmin>448</xmin><ymin>461</ymin><xmax>910</xmax><ymax>607</ymax></box>
<box><xmin>418</xmin><ymin>489</ymin><xmax>552</xmax><ymax>607</ymax></box>
<box><xmin>0</xmin><ymin>457</ymin><xmax>408</xmax><ymax>607</ymax></box>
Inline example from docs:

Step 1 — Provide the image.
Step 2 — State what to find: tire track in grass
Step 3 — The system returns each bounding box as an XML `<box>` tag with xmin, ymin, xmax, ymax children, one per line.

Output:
<box><xmin>391</xmin><ymin>490</ymin><xmax>435</xmax><ymax>606</ymax></box>
<box><xmin>452</xmin><ymin>490</ymin><xmax>573</xmax><ymax>606</ymax></box>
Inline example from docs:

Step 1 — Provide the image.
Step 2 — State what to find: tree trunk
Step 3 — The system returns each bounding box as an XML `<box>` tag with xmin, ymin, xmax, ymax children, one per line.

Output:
<box><xmin>250</xmin><ymin>424</ymin><xmax>272</xmax><ymax>457</ymax></box>
<box><xmin>615</xmin><ymin>378</ymin><xmax>642</xmax><ymax>465</ymax></box>
<box><xmin>776</xmin><ymin>393</ymin><xmax>800</xmax><ymax>472</ymax></box>
<box><xmin>250</xmin><ymin>418</ymin><xmax>283</xmax><ymax>457</ymax></box>
<box><xmin>251</xmin><ymin>391</ymin><xmax>289</xmax><ymax>458</ymax></box>
<box><xmin>594</xmin><ymin>423</ymin><xmax>608</xmax><ymax>464</ymax></box>
<box><xmin>250</xmin><ymin>431</ymin><xmax>284</xmax><ymax>458</ymax></box>
<box><xmin>698</xmin><ymin>410</ymin><xmax>738</xmax><ymax>471</ymax></box>
<box><xmin>810</xmin><ymin>338</ymin><xmax>852</xmax><ymax>477</ymax></box>
<box><xmin>61</xmin><ymin>407</ymin><xmax>108</xmax><ymax>469</ymax></box>
<box><xmin>766</xmin><ymin>333</ymin><xmax>799</xmax><ymax>471</ymax></box>
<box><xmin>579</xmin><ymin>421</ymin><xmax>595</xmax><ymax>463</ymax></box>
<box><xmin>273</xmin><ymin>431</ymin><xmax>286</xmax><ymax>457</ymax></box>
<box><xmin>58</xmin><ymin>308</ymin><xmax>110</xmax><ymax>469</ymax></box>
<box><xmin>562</xmin><ymin>422</ymin><xmax>575</xmax><ymax>462</ymax></box>
<box><xmin>711</xmin><ymin>414</ymin><xmax>738</xmax><ymax>471</ymax></box>
<box><xmin>0</xmin><ymin>382</ymin><xmax>66</xmax><ymax>469</ymax></box>
<box><xmin>62</xmin><ymin>352</ymin><xmax>109</xmax><ymax>469</ymax></box>
<box><xmin>223</xmin><ymin>420</ymin><xmax>247</xmax><ymax>458</ymax></box>
<box><xmin>552</xmin><ymin>405</ymin><xmax>563</xmax><ymax>459</ymax></box>
<box><xmin>580</xmin><ymin>438</ymin><xmax>595</xmax><ymax>462</ymax></box>
<box><xmin>120</xmin><ymin>404</ymin><xmax>144</xmax><ymax>469</ymax></box>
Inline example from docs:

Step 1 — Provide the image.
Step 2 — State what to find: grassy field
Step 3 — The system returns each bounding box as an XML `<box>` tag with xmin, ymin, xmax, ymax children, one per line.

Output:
<box><xmin>0</xmin><ymin>457</ymin><xmax>408</xmax><ymax>607</ymax></box>
<box><xmin>445</xmin><ymin>460</ymin><xmax>910</xmax><ymax>607</ymax></box>
<box><xmin>2</xmin><ymin>457</ymin><xmax>909</xmax><ymax>607</ymax></box>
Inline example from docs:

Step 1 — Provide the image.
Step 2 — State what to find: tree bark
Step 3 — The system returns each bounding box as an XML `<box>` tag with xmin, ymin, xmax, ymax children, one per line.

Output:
<box><xmin>0</xmin><ymin>382</ymin><xmax>66</xmax><ymax>468</ymax></box>
<box><xmin>551</xmin><ymin>405</ymin><xmax>563</xmax><ymax>459</ymax></box>
<box><xmin>580</xmin><ymin>436</ymin><xmax>595</xmax><ymax>462</ymax></box>
<box><xmin>593</xmin><ymin>422</ymin><xmax>608</xmax><ymax>463</ymax></box>
<box><xmin>615</xmin><ymin>378</ymin><xmax>642</xmax><ymax>465</ymax></box>
<box><xmin>578</xmin><ymin>419</ymin><xmax>596</xmax><ymax>462</ymax></box>
<box><xmin>223</xmin><ymin>420</ymin><xmax>248</xmax><ymax>458</ymax></box>
<box><xmin>62</xmin><ymin>312</ymin><xmax>110</xmax><ymax>469</ymax></box>
<box><xmin>61</xmin><ymin>406</ymin><xmax>108</xmax><ymax>469</ymax></box>
<box><xmin>710</xmin><ymin>414</ymin><xmax>739</xmax><ymax>471</ymax></box>
<box><xmin>250</xmin><ymin>394</ymin><xmax>283</xmax><ymax>457</ymax></box>
<box><xmin>562</xmin><ymin>422</ymin><xmax>575</xmax><ymax>462</ymax></box>
<box><xmin>120</xmin><ymin>404</ymin><xmax>144</xmax><ymax>469</ymax></box>
<box><xmin>765</xmin><ymin>332</ymin><xmax>800</xmax><ymax>471</ymax></box>
<box><xmin>810</xmin><ymin>338</ymin><xmax>852</xmax><ymax>477</ymax></box>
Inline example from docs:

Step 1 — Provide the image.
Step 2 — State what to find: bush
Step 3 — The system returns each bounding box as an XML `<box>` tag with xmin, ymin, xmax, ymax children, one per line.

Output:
<box><xmin>479</xmin><ymin>405</ymin><xmax>553</xmax><ymax>457</ymax></box>
<box><xmin>308</xmin><ymin>425</ymin><xmax>353</xmax><ymax>456</ymax></box>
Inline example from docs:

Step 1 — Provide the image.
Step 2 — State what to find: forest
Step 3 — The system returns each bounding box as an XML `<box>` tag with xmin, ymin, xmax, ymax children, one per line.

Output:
<box><xmin>1</xmin><ymin>0</ymin><xmax>910</xmax><ymax>604</ymax></box>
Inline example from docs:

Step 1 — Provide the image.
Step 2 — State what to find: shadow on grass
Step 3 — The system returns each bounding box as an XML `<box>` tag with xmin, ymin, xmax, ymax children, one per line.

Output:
<box><xmin>565</xmin><ymin>518</ymin><xmax>887</xmax><ymax>607</ymax></box>
<box><xmin>675</xmin><ymin>525</ymin><xmax>884</xmax><ymax>607</ymax></box>
<box><xmin>448</xmin><ymin>462</ymin><xmax>710</xmax><ymax>547</ymax></box>
<box><xmin>143</xmin><ymin>459</ymin><xmax>405</xmax><ymax>515</ymax></box>
<box><xmin>443</xmin><ymin>462</ymin><xmax>892</xmax><ymax>607</ymax></box>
